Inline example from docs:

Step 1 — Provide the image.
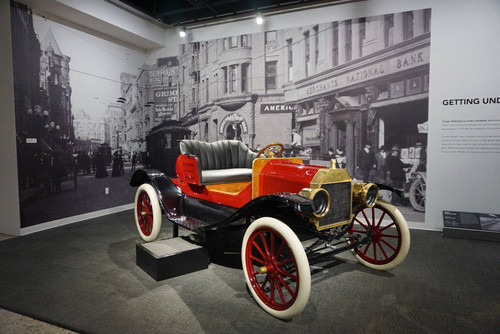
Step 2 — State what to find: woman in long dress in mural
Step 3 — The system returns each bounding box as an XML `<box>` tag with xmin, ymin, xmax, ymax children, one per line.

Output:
<box><xmin>95</xmin><ymin>152</ymin><xmax>108</xmax><ymax>178</ymax></box>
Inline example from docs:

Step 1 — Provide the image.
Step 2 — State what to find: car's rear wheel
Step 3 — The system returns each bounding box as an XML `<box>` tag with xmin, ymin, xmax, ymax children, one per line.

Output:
<box><xmin>134</xmin><ymin>183</ymin><xmax>162</xmax><ymax>242</ymax></box>
<box><xmin>241</xmin><ymin>217</ymin><xmax>310</xmax><ymax>319</ymax></box>
<box><xmin>348</xmin><ymin>201</ymin><xmax>410</xmax><ymax>271</ymax></box>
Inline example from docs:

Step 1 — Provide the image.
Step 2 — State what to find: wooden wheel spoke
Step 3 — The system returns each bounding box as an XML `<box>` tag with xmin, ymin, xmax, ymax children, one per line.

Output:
<box><xmin>274</xmin><ymin>277</ymin><xmax>286</xmax><ymax>304</ymax></box>
<box><xmin>278</xmin><ymin>268</ymin><xmax>298</xmax><ymax>281</ymax></box>
<box><xmin>362</xmin><ymin>209</ymin><xmax>372</xmax><ymax>227</ymax></box>
<box><xmin>380</xmin><ymin>237</ymin><xmax>397</xmax><ymax>251</ymax></box>
<box><xmin>278</xmin><ymin>256</ymin><xmax>295</xmax><ymax>266</ymax></box>
<box><xmin>250</xmin><ymin>254</ymin><xmax>265</xmax><ymax>265</ymax></box>
<box><xmin>380</xmin><ymin>222</ymin><xmax>395</xmax><ymax>232</ymax></box>
<box><xmin>376</xmin><ymin>211</ymin><xmax>386</xmax><ymax>228</ymax></box>
<box><xmin>380</xmin><ymin>232</ymin><xmax>398</xmax><ymax>239</ymax></box>
<box><xmin>252</xmin><ymin>240</ymin><xmax>268</xmax><ymax>260</ymax></box>
<box><xmin>374</xmin><ymin>240</ymin><xmax>389</xmax><ymax>260</ymax></box>
<box><xmin>260</xmin><ymin>274</ymin><xmax>269</xmax><ymax>290</ymax></box>
<box><xmin>270</xmin><ymin>232</ymin><xmax>275</xmax><ymax>258</ymax></box>
<box><xmin>362</xmin><ymin>242</ymin><xmax>371</xmax><ymax>255</ymax></box>
<box><xmin>354</xmin><ymin>217</ymin><xmax>369</xmax><ymax>230</ymax></box>
<box><xmin>277</xmin><ymin>273</ymin><xmax>296</xmax><ymax>297</ymax></box>
<box><xmin>259</xmin><ymin>233</ymin><xmax>271</xmax><ymax>257</ymax></box>
<box><xmin>351</xmin><ymin>227</ymin><xmax>368</xmax><ymax>234</ymax></box>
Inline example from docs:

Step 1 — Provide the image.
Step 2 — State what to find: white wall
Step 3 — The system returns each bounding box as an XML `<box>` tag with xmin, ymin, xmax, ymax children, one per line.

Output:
<box><xmin>17</xmin><ymin>0</ymin><xmax>168</xmax><ymax>50</ymax></box>
<box><xmin>425</xmin><ymin>0</ymin><xmax>500</xmax><ymax>230</ymax></box>
<box><xmin>0</xmin><ymin>0</ymin><xmax>21</xmax><ymax>235</ymax></box>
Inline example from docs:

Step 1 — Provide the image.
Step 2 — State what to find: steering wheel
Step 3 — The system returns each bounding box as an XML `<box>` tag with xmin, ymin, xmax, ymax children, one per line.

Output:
<box><xmin>257</xmin><ymin>142</ymin><xmax>284</xmax><ymax>158</ymax></box>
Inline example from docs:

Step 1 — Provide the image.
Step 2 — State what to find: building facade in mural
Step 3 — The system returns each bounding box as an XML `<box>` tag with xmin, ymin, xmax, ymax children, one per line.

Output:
<box><xmin>176</xmin><ymin>9</ymin><xmax>430</xmax><ymax>182</ymax></box>
<box><xmin>73</xmin><ymin>109</ymin><xmax>106</xmax><ymax>153</ymax></box>
<box><xmin>39</xmin><ymin>28</ymin><xmax>73</xmax><ymax>143</ymax></box>
<box><xmin>177</xmin><ymin>31</ymin><xmax>293</xmax><ymax>149</ymax></box>
<box><xmin>120</xmin><ymin>57</ymin><xmax>180</xmax><ymax>157</ymax></box>
<box><xmin>11</xmin><ymin>2</ymin><xmax>75</xmax><ymax>194</ymax></box>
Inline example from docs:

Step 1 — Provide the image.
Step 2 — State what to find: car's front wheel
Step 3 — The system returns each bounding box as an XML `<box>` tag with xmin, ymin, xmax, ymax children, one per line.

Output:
<box><xmin>241</xmin><ymin>217</ymin><xmax>311</xmax><ymax>319</ymax></box>
<box><xmin>348</xmin><ymin>201</ymin><xmax>410</xmax><ymax>271</ymax></box>
<box><xmin>134</xmin><ymin>183</ymin><xmax>162</xmax><ymax>242</ymax></box>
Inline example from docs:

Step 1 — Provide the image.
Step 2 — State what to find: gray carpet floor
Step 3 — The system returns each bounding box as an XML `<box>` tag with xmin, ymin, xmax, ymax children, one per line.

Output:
<box><xmin>0</xmin><ymin>210</ymin><xmax>498</xmax><ymax>334</ymax></box>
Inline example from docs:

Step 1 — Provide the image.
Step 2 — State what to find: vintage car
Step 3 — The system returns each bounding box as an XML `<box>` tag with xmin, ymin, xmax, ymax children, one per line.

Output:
<box><xmin>130</xmin><ymin>140</ymin><xmax>410</xmax><ymax>319</ymax></box>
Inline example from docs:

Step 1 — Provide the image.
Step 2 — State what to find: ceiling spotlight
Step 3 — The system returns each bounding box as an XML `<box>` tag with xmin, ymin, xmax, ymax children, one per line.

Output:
<box><xmin>179</xmin><ymin>27</ymin><xmax>186</xmax><ymax>38</ymax></box>
<box><xmin>256</xmin><ymin>13</ymin><xmax>263</xmax><ymax>25</ymax></box>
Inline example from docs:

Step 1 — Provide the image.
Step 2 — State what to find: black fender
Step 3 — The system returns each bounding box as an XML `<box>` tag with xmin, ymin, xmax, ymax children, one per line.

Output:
<box><xmin>206</xmin><ymin>193</ymin><xmax>315</xmax><ymax>232</ymax></box>
<box><xmin>130</xmin><ymin>169</ymin><xmax>184</xmax><ymax>221</ymax></box>
<box><xmin>130</xmin><ymin>168</ymin><xmax>165</xmax><ymax>187</ymax></box>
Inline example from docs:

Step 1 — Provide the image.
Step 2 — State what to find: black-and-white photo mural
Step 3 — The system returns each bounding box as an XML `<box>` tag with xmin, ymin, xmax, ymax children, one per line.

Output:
<box><xmin>11</xmin><ymin>0</ymin><xmax>430</xmax><ymax>227</ymax></box>
<box><xmin>11</xmin><ymin>2</ymin><xmax>148</xmax><ymax>227</ymax></box>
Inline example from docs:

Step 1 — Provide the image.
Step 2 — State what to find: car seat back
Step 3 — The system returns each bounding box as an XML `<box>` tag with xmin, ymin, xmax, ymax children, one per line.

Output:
<box><xmin>180</xmin><ymin>140</ymin><xmax>257</xmax><ymax>171</ymax></box>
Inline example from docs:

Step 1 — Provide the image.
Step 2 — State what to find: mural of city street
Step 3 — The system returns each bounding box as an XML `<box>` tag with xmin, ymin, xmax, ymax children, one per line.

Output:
<box><xmin>11</xmin><ymin>1</ymin><xmax>430</xmax><ymax>227</ymax></box>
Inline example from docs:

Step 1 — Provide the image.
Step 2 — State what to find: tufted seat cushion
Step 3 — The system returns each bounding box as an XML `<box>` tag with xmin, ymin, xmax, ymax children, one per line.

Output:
<box><xmin>179</xmin><ymin>140</ymin><xmax>257</xmax><ymax>184</ymax></box>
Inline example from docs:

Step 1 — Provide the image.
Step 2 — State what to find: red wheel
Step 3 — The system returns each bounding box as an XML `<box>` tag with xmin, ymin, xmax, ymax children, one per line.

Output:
<box><xmin>241</xmin><ymin>217</ymin><xmax>310</xmax><ymax>319</ymax></box>
<box><xmin>134</xmin><ymin>183</ymin><xmax>162</xmax><ymax>242</ymax></box>
<box><xmin>349</xmin><ymin>201</ymin><xmax>410</xmax><ymax>270</ymax></box>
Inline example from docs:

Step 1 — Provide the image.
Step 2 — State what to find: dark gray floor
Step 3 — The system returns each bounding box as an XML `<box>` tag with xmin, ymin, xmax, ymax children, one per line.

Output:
<box><xmin>0</xmin><ymin>210</ymin><xmax>498</xmax><ymax>334</ymax></box>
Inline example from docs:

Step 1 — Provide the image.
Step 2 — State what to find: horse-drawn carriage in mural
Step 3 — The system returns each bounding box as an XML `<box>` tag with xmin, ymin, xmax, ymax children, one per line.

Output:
<box><xmin>130</xmin><ymin>139</ymin><xmax>410</xmax><ymax>319</ymax></box>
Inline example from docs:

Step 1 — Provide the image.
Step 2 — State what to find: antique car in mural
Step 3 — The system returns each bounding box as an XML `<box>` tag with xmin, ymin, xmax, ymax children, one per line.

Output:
<box><xmin>130</xmin><ymin>140</ymin><xmax>410</xmax><ymax>319</ymax></box>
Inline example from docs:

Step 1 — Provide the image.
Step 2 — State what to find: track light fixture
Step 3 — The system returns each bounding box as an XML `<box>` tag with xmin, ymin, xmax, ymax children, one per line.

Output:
<box><xmin>256</xmin><ymin>13</ymin><xmax>264</xmax><ymax>25</ymax></box>
<box><xmin>179</xmin><ymin>27</ymin><xmax>186</xmax><ymax>38</ymax></box>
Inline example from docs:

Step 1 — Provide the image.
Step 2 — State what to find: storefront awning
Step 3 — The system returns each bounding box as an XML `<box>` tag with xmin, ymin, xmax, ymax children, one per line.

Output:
<box><xmin>370</xmin><ymin>92</ymin><xmax>428</xmax><ymax>108</ymax></box>
<box><xmin>335</xmin><ymin>96</ymin><xmax>360</xmax><ymax>109</ymax></box>
<box><xmin>297</xmin><ymin>114</ymin><xmax>318</xmax><ymax>122</ymax></box>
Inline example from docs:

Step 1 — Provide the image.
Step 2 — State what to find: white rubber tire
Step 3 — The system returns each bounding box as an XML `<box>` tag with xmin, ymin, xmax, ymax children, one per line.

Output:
<box><xmin>134</xmin><ymin>183</ymin><xmax>162</xmax><ymax>242</ymax></box>
<box><xmin>241</xmin><ymin>217</ymin><xmax>311</xmax><ymax>319</ymax></box>
<box><xmin>350</xmin><ymin>201</ymin><xmax>410</xmax><ymax>271</ymax></box>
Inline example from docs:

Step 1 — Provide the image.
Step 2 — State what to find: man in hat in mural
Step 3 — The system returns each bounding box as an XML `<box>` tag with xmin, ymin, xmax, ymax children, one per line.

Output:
<box><xmin>335</xmin><ymin>147</ymin><xmax>346</xmax><ymax>169</ymax></box>
<box><xmin>358</xmin><ymin>141</ymin><xmax>375</xmax><ymax>182</ymax></box>
<box><xmin>291</xmin><ymin>129</ymin><xmax>303</xmax><ymax>156</ymax></box>
<box><xmin>386</xmin><ymin>145</ymin><xmax>412</xmax><ymax>189</ymax></box>
<box><xmin>375</xmin><ymin>145</ymin><xmax>388</xmax><ymax>182</ymax></box>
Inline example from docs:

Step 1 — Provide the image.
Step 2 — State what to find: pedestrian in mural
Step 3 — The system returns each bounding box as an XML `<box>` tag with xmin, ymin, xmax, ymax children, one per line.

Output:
<box><xmin>386</xmin><ymin>145</ymin><xmax>412</xmax><ymax>189</ymax></box>
<box><xmin>95</xmin><ymin>151</ymin><xmax>108</xmax><ymax>178</ymax></box>
<box><xmin>291</xmin><ymin>129</ymin><xmax>302</xmax><ymax>146</ymax></box>
<box><xmin>119</xmin><ymin>151</ymin><xmax>125</xmax><ymax>175</ymax></box>
<box><xmin>291</xmin><ymin>129</ymin><xmax>303</xmax><ymax>157</ymax></box>
<box><xmin>112</xmin><ymin>151</ymin><xmax>121</xmax><ymax>177</ymax></box>
<box><xmin>91</xmin><ymin>151</ymin><xmax>97</xmax><ymax>174</ymax></box>
<box><xmin>335</xmin><ymin>148</ymin><xmax>346</xmax><ymax>169</ymax></box>
<box><xmin>26</xmin><ymin>150</ymin><xmax>39</xmax><ymax>188</ymax></box>
<box><xmin>131</xmin><ymin>152</ymin><xmax>137</xmax><ymax>173</ymax></box>
<box><xmin>41</xmin><ymin>152</ymin><xmax>52</xmax><ymax>195</ymax></box>
<box><xmin>49</xmin><ymin>152</ymin><xmax>64</xmax><ymax>194</ymax></box>
<box><xmin>415</xmin><ymin>142</ymin><xmax>427</xmax><ymax>172</ymax></box>
<box><xmin>375</xmin><ymin>145</ymin><xmax>387</xmax><ymax>182</ymax></box>
<box><xmin>324</xmin><ymin>147</ymin><xmax>335</xmax><ymax>161</ymax></box>
<box><xmin>358</xmin><ymin>141</ymin><xmax>375</xmax><ymax>182</ymax></box>
<box><xmin>85</xmin><ymin>152</ymin><xmax>91</xmax><ymax>174</ymax></box>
